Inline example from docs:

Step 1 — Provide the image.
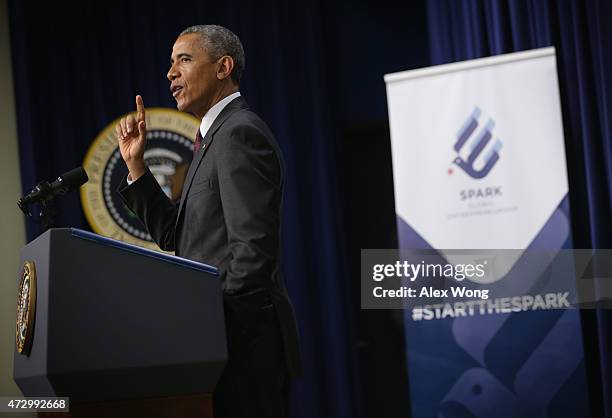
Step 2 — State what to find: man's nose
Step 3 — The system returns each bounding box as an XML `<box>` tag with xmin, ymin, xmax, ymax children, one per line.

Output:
<box><xmin>167</xmin><ymin>66</ymin><xmax>179</xmax><ymax>81</ymax></box>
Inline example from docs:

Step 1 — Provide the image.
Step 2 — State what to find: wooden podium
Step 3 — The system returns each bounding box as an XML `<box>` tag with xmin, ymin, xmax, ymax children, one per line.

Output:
<box><xmin>13</xmin><ymin>228</ymin><xmax>227</xmax><ymax>417</ymax></box>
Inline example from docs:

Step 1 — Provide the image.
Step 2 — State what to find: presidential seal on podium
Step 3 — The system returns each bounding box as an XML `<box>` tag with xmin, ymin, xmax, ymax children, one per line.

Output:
<box><xmin>16</xmin><ymin>261</ymin><xmax>36</xmax><ymax>355</ymax></box>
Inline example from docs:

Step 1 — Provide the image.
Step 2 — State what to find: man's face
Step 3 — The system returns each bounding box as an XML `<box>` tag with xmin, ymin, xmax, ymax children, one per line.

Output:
<box><xmin>167</xmin><ymin>34</ymin><xmax>219</xmax><ymax>119</ymax></box>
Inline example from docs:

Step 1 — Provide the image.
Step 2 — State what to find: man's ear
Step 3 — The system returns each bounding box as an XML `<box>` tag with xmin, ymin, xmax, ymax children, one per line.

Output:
<box><xmin>217</xmin><ymin>56</ymin><xmax>235</xmax><ymax>81</ymax></box>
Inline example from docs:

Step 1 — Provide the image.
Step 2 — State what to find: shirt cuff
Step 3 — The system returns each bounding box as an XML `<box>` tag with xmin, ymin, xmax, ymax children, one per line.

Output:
<box><xmin>126</xmin><ymin>174</ymin><xmax>134</xmax><ymax>185</ymax></box>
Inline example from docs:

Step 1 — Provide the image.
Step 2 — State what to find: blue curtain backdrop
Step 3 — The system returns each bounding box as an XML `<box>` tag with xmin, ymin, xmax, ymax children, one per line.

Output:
<box><xmin>428</xmin><ymin>1</ymin><xmax>612</xmax><ymax>417</ymax></box>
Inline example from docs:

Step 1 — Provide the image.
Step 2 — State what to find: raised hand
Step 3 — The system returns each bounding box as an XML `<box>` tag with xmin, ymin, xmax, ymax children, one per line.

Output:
<box><xmin>116</xmin><ymin>95</ymin><xmax>147</xmax><ymax>181</ymax></box>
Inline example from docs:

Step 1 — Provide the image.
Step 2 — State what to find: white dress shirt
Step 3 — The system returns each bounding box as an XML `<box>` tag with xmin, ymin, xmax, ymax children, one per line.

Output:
<box><xmin>198</xmin><ymin>91</ymin><xmax>241</xmax><ymax>139</ymax></box>
<box><xmin>127</xmin><ymin>91</ymin><xmax>241</xmax><ymax>184</ymax></box>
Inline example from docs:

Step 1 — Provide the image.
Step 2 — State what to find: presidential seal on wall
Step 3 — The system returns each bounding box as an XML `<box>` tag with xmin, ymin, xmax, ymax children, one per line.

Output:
<box><xmin>81</xmin><ymin>108</ymin><xmax>199</xmax><ymax>251</ymax></box>
<box><xmin>16</xmin><ymin>261</ymin><xmax>36</xmax><ymax>355</ymax></box>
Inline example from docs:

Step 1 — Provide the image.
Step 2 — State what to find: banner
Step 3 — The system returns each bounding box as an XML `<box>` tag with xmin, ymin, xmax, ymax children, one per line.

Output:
<box><xmin>384</xmin><ymin>48</ymin><xmax>589</xmax><ymax>417</ymax></box>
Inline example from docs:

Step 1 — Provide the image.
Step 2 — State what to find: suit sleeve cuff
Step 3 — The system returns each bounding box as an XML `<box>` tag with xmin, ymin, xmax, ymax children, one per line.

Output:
<box><xmin>116</xmin><ymin>168</ymin><xmax>157</xmax><ymax>197</ymax></box>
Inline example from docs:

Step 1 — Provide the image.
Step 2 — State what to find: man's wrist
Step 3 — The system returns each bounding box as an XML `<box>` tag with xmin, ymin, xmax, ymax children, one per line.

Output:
<box><xmin>127</xmin><ymin>162</ymin><xmax>146</xmax><ymax>182</ymax></box>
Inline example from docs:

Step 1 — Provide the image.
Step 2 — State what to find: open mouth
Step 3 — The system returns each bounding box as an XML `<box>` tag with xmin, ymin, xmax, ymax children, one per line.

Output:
<box><xmin>171</xmin><ymin>86</ymin><xmax>183</xmax><ymax>97</ymax></box>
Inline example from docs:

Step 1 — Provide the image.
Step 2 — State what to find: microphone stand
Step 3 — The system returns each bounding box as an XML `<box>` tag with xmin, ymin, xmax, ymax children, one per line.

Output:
<box><xmin>18</xmin><ymin>181</ymin><xmax>58</xmax><ymax>234</ymax></box>
<box><xmin>39</xmin><ymin>199</ymin><xmax>57</xmax><ymax>232</ymax></box>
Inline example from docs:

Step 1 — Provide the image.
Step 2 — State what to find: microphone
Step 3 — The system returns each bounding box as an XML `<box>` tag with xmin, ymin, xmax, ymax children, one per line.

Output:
<box><xmin>18</xmin><ymin>167</ymin><xmax>89</xmax><ymax>214</ymax></box>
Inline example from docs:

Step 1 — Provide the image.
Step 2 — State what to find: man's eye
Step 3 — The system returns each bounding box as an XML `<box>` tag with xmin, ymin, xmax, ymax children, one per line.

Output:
<box><xmin>181</xmin><ymin>57</ymin><xmax>190</xmax><ymax>62</ymax></box>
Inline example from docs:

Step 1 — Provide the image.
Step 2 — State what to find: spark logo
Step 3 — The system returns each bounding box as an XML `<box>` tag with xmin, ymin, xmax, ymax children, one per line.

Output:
<box><xmin>452</xmin><ymin>107</ymin><xmax>503</xmax><ymax>179</ymax></box>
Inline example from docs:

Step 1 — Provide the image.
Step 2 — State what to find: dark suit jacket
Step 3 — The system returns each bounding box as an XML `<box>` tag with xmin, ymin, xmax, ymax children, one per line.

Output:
<box><xmin>118</xmin><ymin>96</ymin><xmax>302</xmax><ymax>378</ymax></box>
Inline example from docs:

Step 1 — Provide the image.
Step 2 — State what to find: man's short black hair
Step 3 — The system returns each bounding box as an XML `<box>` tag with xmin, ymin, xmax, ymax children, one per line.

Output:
<box><xmin>180</xmin><ymin>25</ymin><xmax>245</xmax><ymax>85</ymax></box>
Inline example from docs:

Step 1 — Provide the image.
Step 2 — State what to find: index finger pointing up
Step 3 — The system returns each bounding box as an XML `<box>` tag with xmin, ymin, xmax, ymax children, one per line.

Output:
<box><xmin>136</xmin><ymin>95</ymin><xmax>145</xmax><ymax>122</ymax></box>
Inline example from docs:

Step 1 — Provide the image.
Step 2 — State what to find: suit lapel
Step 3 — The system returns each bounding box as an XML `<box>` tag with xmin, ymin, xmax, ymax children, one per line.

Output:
<box><xmin>176</xmin><ymin>96</ymin><xmax>249</xmax><ymax>226</ymax></box>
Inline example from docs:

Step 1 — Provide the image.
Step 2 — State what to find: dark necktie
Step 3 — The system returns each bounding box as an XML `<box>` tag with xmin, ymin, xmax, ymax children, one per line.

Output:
<box><xmin>194</xmin><ymin>128</ymin><xmax>204</xmax><ymax>154</ymax></box>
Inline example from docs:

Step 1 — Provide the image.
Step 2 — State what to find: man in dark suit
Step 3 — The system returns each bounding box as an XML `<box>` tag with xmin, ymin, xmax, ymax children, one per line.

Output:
<box><xmin>115</xmin><ymin>25</ymin><xmax>302</xmax><ymax>418</ymax></box>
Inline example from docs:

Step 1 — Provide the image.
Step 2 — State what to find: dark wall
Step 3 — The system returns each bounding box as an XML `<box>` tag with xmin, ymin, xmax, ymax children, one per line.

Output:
<box><xmin>322</xmin><ymin>1</ymin><xmax>430</xmax><ymax>416</ymax></box>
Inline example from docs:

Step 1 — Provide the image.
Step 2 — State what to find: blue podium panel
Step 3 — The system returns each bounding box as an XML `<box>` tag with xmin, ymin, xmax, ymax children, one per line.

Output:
<box><xmin>14</xmin><ymin>228</ymin><xmax>227</xmax><ymax>402</ymax></box>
